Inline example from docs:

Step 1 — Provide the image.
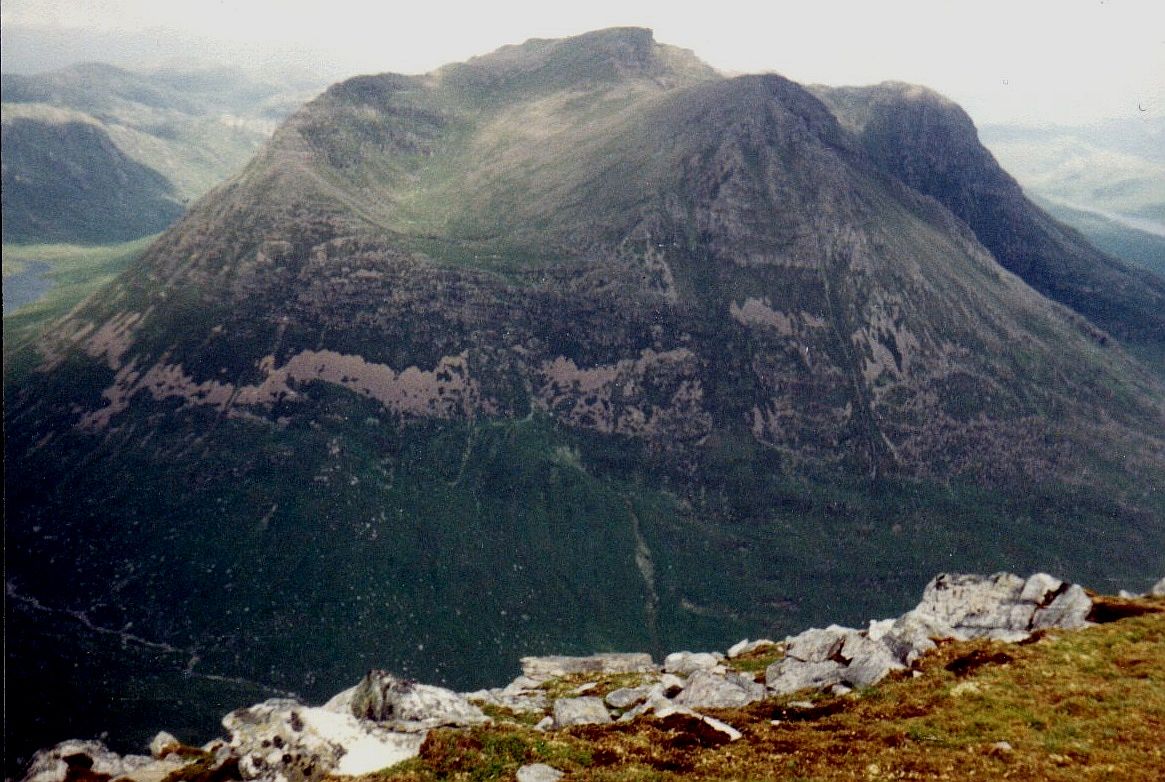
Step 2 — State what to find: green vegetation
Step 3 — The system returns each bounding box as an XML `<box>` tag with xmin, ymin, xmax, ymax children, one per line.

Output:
<box><xmin>536</xmin><ymin>672</ymin><xmax>656</xmax><ymax>702</ymax></box>
<box><xmin>357</xmin><ymin>603</ymin><xmax>1165</xmax><ymax>781</ymax></box>
<box><xmin>384</xmin><ymin>724</ymin><xmax>593</xmax><ymax>782</ymax></box>
<box><xmin>723</xmin><ymin>646</ymin><xmax>784</xmax><ymax>675</ymax></box>
<box><xmin>2</xmin><ymin>237</ymin><xmax>153</xmax><ymax>364</ymax></box>
<box><xmin>6</xmin><ymin>394</ymin><xmax>1162</xmax><ymax>766</ymax></box>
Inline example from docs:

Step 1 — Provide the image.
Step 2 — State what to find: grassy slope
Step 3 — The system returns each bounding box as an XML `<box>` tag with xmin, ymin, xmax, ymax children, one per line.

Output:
<box><xmin>364</xmin><ymin>599</ymin><xmax>1165</xmax><ymax>781</ymax></box>
<box><xmin>5</xmin><ymin>395</ymin><xmax>1162</xmax><ymax>769</ymax></box>
<box><xmin>2</xmin><ymin>237</ymin><xmax>152</xmax><ymax>367</ymax></box>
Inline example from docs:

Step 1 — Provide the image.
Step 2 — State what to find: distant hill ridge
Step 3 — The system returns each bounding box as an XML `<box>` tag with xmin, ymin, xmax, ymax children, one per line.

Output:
<box><xmin>1</xmin><ymin>62</ymin><xmax>324</xmax><ymax>244</ymax></box>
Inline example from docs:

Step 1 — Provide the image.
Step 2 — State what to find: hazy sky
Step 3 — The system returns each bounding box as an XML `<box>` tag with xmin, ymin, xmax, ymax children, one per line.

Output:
<box><xmin>3</xmin><ymin>0</ymin><xmax>1163</xmax><ymax>126</ymax></box>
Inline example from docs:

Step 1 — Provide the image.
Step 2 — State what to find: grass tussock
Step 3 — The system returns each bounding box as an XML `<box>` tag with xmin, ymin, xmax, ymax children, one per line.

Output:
<box><xmin>723</xmin><ymin>644</ymin><xmax>785</xmax><ymax>676</ymax></box>
<box><xmin>346</xmin><ymin>600</ymin><xmax>1165</xmax><ymax>781</ymax></box>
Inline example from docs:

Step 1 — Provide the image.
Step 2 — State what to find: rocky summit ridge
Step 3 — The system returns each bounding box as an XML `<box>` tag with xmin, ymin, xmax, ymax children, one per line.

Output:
<box><xmin>20</xmin><ymin>572</ymin><xmax>1165</xmax><ymax>782</ymax></box>
<box><xmin>5</xmin><ymin>26</ymin><xmax>1165</xmax><ymax>771</ymax></box>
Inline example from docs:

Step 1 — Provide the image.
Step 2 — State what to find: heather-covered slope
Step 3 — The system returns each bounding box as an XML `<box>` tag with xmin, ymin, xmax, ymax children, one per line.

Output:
<box><xmin>5</xmin><ymin>27</ymin><xmax>1164</xmax><ymax>773</ymax></box>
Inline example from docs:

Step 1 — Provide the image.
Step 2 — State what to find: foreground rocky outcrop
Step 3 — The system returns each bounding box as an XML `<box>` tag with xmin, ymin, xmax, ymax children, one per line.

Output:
<box><xmin>21</xmin><ymin>572</ymin><xmax>1159</xmax><ymax>782</ymax></box>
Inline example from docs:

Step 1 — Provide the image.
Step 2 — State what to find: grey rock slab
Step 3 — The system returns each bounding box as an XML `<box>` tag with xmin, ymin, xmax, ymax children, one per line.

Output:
<box><xmin>726</xmin><ymin>638</ymin><xmax>777</xmax><ymax>658</ymax></box>
<box><xmin>840</xmin><ymin>644</ymin><xmax>904</xmax><ymax>689</ymax></box>
<box><xmin>517</xmin><ymin>764</ymin><xmax>565</xmax><ymax>782</ymax></box>
<box><xmin>659</xmin><ymin>673</ymin><xmax>685</xmax><ymax>697</ymax></box>
<box><xmin>553</xmin><ymin>696</ymin><xmax>612</xmax><ymax>727</ymax></box>
<box><xmin>784</xmin><ymin>625</ymin><xmax>855</xmax><ymax>663</ymax></box>
<box><xmin>1031</xmin><ymin>583</ymin><xmax>1091</xmax><ymax>630</ymax></box>
<box><xmin>322</xmin><ymin>685</ymin><xmax>356</xmax><ymax>713</ymax></box>
<box><xmin>148</xmin><ymin>732</ymin><xmax>182</xmax><ymax>759</ymax></box>
<box><xmin>605</xmin><ymin>686</ymin><xmax>654</xmax><ymax>709</ymax></box>
<box><xmin>23</xmin><ymin>741</ymin><xmax>153</xmax><ymax>782</ymax></box>
<box><xmin>866</xmin><ymin>619</ymin><xmax>896</xmax><ymax>642</ymax></box>
<box><xmin>467</xmin><ymin>687</ymin><xmax>548</xmax><ymax>714</ymax></box>
<box><xmin>914</xmin><ymin>572</ymin><xmax>1032</xmax><ymax>640</ymax></box>
<box><xmin>521</xmin><ymin>653</ymin><xmax>656</xmax><ymax>679</ymax></box>
<box><xmin>1019</xmin><ymin>573</ymin><xmax>1064</xmax><ymax>603</ymax></box>
<box><xmin>674</xmin><ymin>670</ymin><xmax>765</xmax><ymax>709</ymax></box>
<box><xmin>349</xmin><ymin>670</ymin><xmax>487</xmax><ymax>728</ymax></box>
<box><xmin>663</xmin><ymin>651</ymin><xmax>722</xmax><ymax>675</ymax></box>
<box><xmin>503</xmin><ymin>675</ymin><xmax>545</xmax><ymax>693</ymax></box>
<box><xmin>224</xmin><ymin>698</ymin><xmax>423</xmax><ymax>781</ymax></box>
<box><xmin>840</xmin><ymin>631</ymin><xmax>905</xmax><ymax>681</ymax></box>
<box><xmin>881</xmin><ymin>610</ymin><xmax>949</xmax><ymax>665</ymax></box>
<box><xmin>913</xmin><ymin>572</ymin><xmax>1095</xmax><ymax>642</ymax></box>
<box><xmin>766</xmin><ymin>659</ymin><xmax>844</xmax><ymax>696</ymax></box>
<box><xmin>617</xmin><ymin>691</ymin><xmax>673</xmax><ymax>723</ymax></box>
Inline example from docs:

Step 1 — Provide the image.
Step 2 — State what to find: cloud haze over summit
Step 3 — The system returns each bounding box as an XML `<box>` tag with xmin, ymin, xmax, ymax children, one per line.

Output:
<box><xmin>2</xmin><ymin>1</ymin><xmax>1163</xmax><ymax>126</ymax></box>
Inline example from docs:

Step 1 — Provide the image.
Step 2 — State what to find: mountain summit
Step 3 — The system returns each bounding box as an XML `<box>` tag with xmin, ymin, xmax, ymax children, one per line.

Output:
<box><xmin>5</xmin><ymin>28</ymin><xmax>1163</xmax><ymax>768</ymax></box>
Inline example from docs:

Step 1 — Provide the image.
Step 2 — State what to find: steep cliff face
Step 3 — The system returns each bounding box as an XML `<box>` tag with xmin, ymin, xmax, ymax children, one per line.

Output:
<box><xmin>812</xmin><ymin>82</ymin><xmax>1165</xmax><ymax>345</ymax></box>
<box><xmin>5</xmin><ymin>28</ymin><xmax>1164</xmax><ymax>769</ymax></box>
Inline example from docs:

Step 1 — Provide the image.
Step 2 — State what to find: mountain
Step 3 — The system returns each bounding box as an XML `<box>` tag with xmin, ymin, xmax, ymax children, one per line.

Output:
<box><xmin>5</xmin><ymin>27</ymin><xmax>1164</xmax><ymax>772</ymax></box>
<box><xmin>2</xmin><ymin>105</ymin><xmax>185</xmax><ymax>243</ymax></box>
<box><xmin>1033</xmin><ymin>197</ymin><xmax>1165</xmax><ymax>280</ymax></box>
<box><xmin>1</xmin><ymin>63</ymin><xmax>324</xmax><ymax>244</ymax></box>
<box><xmin>811</xmin><ymin>85</ymin><xmax>1165</xmax><ymax>346</ymax></box>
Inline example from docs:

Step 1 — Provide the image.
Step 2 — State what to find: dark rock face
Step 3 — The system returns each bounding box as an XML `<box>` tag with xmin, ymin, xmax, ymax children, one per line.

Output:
<box><xmin>4</xmin><ymin>28</ymin><xmax>1163</xmax><ymax>773</ymax></box>
<box><xmin>813</xmin><ymin>83</ymin><xmax>1165</xmax><ymax>345</ymax></box>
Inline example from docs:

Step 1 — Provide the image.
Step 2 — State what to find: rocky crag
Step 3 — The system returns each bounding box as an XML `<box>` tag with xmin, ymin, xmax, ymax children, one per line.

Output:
<box><xmin>22</xmin><ymin>572</ymin><xmax>1165</xmax><ymax>782</ymax></box>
